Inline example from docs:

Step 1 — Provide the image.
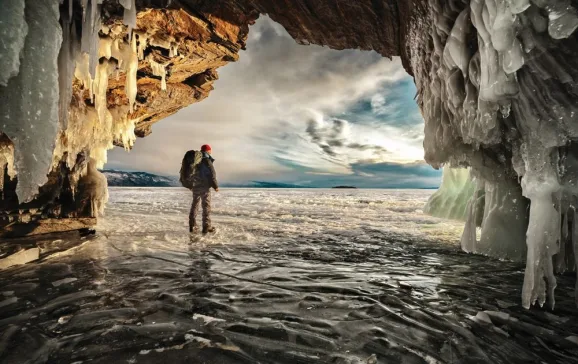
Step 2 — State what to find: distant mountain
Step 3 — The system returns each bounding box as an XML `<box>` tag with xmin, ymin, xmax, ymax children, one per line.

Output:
<box><xmin>103</xmin><ymin>170</ymin><xmax>179</xmax><ymax>187</ymax></box>
<box><xmin>332</xmin><ymin>186</ymin><xmax>357</xmax><ymax>189</ymax></box>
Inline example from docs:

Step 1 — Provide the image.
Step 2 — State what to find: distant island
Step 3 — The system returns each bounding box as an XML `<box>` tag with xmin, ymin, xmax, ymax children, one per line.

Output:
<box><xmin>332</xmin><ymin>186</ymin><xmax>357</xmax><ymax>189</ymax></box>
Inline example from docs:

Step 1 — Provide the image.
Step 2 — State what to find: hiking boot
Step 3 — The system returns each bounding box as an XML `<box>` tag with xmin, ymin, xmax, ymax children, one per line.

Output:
<box><xmin>189</xmin><ymin>226</ymin><xmax>199</xmax><ymax>234</ymax></box>
<box><xmin>202</xmin><ymin>226</ymin><xmax>216</xmax><ymax>235</ymax></box>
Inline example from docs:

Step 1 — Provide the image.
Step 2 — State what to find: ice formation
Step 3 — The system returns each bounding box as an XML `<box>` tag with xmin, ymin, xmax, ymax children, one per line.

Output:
<box><xmin>149</xmin><ymin>57</ymin><xmax>168</xmax><ymax>91</ymax></box>
<box><xmin>424</xmin><ymin>167</ymin><xmax>475</xmax><ymax>220</ymax></box>
<box><xmin>121</xmin><ymin>0</ymin><xmax>137</xmax><ymax>37</ymax></box>
<box><xmin>0</xmin><ymin>138</ymin><xmax>16</xmax><ymax>192</ymax></box>
<box><xmin>0</xmin><ymin>0</ymin><xmax>28</xmax><ymax>87</ymax></box>
<box><xmin>77</xmin><ymin>159</ymin><xmax>108</xmax><ymax>217</ymax></box>
<box><xmin>0</xmin><ymin>0</ymin><xmax>62</xmax><ymax>203</ymax></box>
<box><xmin>0</xmin><ymin>0</ymin><xmax>146</xmax><ymax>214</ymax></box>
<box><xmin>418</xmin><ymin>0</ymin><xmax>578</xmax><ymax>308</ymax></box>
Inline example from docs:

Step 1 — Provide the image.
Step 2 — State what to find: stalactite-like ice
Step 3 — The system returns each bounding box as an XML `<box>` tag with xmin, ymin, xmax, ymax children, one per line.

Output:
<box><xmin>0</xmin><ymin>139</ymin><xmax>16</xmax><ymax>192</ymax></box>
<box><xmin>0</xmin><ymin>0</ymin><xmax>62</xmax><ymax>203</ymax></box>
<box><xmin>122</xmin><ymin>0</ymin><xmax>137</xmax><ymax>37</ymax></box>
<box><xmin>77</xmin><ymin>159</ymin><xmax>108</xmax><ymax>217</ymax></box>
<box><xmin>80</xmin><ymin>0</ymin><xmax>101</xmax><ymax>79</ymax></box>
<box><xmin>93</xmin><ymin>60</ymin><xmax>114</xmax><ymax>124</ymax></box>
<box><xmin>424</xmin><ymin>167</ymin><xmax>475</xmax><ymax>220</ymax></box>
<box><xmin>53</xmin><ymin>104</ymin><xmax>136</xmax><ymax>173</ymax></box>
<box><xmin>58</xmin><ymin>6</ymin><xmax>80</xmax><ymax>131</ymax></box>
<box><xmin>420</xmin><ymin>0</ymin><xmax>578</xmax><ymax>307</ymax></box>
<box><xmin>461</xmin><ymin>179</ymin><xmax>529</xmax><ymax>261</ymax></box>
<box><xmin>126</xmin><ymin>35</ymin><xmax>139</xmax><ymax>113</ymax></box>
<box><xmin>0</xmin><ymin>0</ymin><xmax>28</xmax><ymax>86</ymax></box>
<box><xmin>149</xmin><ymin>57</ymin><xmax>168</xmax><ymax>91</ymax></box>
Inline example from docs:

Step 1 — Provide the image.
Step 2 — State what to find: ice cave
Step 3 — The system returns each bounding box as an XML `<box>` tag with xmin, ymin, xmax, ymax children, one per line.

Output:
<box><xmin>1</xmin><ymin>0</ymin><xmax>578</xmax><ymax>313</ymax></box>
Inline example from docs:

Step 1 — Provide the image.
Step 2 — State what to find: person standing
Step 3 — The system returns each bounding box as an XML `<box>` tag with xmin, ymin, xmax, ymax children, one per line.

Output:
<box><xmin>181</xmin><ymin>144</ymin><xmax>219</xmax><ymax>234</ymax></box>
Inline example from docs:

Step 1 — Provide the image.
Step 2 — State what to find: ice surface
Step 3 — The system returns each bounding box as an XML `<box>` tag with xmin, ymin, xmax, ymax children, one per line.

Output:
<box><xmin>2</xmin><ymin>189</ymin><xmax>578</xmax><ymax>362</ymax></box>
<box><xmin>0</xmin><ymin>0</ymin><xmax>28</xmax><ymax>86</ymax></box>
<box><xmin>0</xmin><ymin>0</ymin><xmax>62</xmax><ymax>203</ymax></box>
<box><xmin>0</xmin><ymin>248</ymin><xmax>39</xmax><ymax>269</ymax></box>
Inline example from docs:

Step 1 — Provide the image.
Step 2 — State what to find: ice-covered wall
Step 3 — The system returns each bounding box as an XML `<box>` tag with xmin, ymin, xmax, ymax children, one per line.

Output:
<box><xmin>415</xmin><ymin>0</ymin><xmax>578</xmax><ymax>308</ymax></box>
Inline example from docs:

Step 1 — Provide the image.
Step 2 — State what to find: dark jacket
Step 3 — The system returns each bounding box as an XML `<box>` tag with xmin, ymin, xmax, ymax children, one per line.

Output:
<box><xmin>193</xmin><ymin>152</ymin><xmax>218</xmax><ymax>191</ymax></box>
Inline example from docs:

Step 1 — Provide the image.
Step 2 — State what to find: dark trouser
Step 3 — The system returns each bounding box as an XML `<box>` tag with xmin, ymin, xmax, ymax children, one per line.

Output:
<box><xmin>189</xmin><ymin>189</ymin><xmax>211</xmax><ymax>230</ymax></box>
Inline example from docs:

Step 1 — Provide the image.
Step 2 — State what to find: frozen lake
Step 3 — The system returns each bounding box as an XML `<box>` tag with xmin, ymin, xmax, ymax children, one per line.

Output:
<box><xmin>0</xmin><ymin>188</ymin><xmax>577</xmax><ymax>363</ymax></box>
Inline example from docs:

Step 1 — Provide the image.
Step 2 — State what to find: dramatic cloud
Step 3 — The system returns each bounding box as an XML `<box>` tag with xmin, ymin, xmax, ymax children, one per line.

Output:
<box><xmin>107</xmin><ymin>16</ymin><xmax>441</xmax><ymax>188</ymax></box>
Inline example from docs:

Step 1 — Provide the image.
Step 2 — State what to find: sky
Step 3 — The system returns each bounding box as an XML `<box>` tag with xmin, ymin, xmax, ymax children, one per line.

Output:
<box><xmin>107</xmin><ymin>16</ymin><xmax>442</xmax><ymax>188</ymax></box>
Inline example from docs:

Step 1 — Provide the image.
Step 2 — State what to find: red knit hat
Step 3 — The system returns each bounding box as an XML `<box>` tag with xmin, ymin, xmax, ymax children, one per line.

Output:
<box><xmin>201</xmin><ymin>144</ymin><xmax>211</xmax><ymax>152</ymax></box>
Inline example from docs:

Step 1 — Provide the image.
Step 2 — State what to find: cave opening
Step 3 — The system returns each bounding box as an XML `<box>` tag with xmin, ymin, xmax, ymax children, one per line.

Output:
<box><xmin>1</xmin><ymin>1</ymin><xmax>578</xmax><ymax>361</ymax></box>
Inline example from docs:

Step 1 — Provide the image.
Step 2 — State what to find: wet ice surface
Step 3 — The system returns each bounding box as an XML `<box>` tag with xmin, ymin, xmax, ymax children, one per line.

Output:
<box><xmin>1</xmin><ymin>188</ymin><xmax>578</xmax><ymax>363</ymax></box>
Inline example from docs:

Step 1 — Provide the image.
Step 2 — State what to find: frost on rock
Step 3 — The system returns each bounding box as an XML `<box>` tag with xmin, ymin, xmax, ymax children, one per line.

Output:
<box><xmin>0</xmin><ymin>0</ymin><xmax>63</xmax><ymax>203</ymax></box>
<box><xmin>424</xmin><ymin>167</ymin><xmax>475</xmax><ymax>221</ymax></box>
<box><xmin>0</xmin><ymin>0</ymin><xmax>28</xmax><ymax>86</ymax></box>
<box><xmin>418</xmin><ymin>0</ymin><xmax>578</xmax><ymax>307</ymax></box>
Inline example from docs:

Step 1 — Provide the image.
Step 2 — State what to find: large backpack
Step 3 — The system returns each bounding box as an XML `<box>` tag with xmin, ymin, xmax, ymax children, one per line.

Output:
<box><xmin>179</xmin><ymin>150</ymin><xmax>203</xmax><ymax>189</ymax></box>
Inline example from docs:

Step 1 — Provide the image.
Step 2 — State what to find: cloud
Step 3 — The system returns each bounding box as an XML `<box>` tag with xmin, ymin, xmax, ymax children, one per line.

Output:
<box><xmin>107</xmin><ymin>16</ymin><xmax>440</xmax><ymax>188</ymax></box>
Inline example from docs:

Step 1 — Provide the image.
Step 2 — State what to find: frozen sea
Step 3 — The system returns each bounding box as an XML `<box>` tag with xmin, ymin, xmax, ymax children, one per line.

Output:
<box><xmin>1</xmin><ymin>188</ymin><xmax>578</xmax><ymax>363</ymax></box>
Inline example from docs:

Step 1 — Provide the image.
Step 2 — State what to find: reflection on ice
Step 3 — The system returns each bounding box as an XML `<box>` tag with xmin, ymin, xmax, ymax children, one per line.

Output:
<box><xmin>0</xmin><ymin>188</ymin><xmax>577</xmax><ymax>363</ymax></box>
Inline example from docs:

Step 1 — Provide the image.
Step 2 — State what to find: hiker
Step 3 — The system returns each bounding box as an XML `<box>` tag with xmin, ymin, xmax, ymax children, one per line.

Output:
<box><xmin>180</xmin><ymin>144</ymin><xmax>219</xmax><ymax>234</ymax></box>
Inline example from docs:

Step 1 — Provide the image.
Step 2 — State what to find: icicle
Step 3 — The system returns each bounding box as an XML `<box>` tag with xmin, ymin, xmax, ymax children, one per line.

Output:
<box><xmin>0</xmin><ymin>0</ymin><xmax>29</xmax><ymax>86</ymax></box>
<box><xmin>0</xmin><ymin>0</ymin><xmax>63</xmax><ymax>203</ymax></box>
<box><xmin>148</xmin><ymin>57</ymin><xmax>168</xmax><ymax>91</ymax></box>
<box><xmin>75</xmin><ymin>53</ymin><xmax>94</xmax><ymax>103</ymax></box>
<box><xmin>81</xmin><ymin>0</ymin><xmax>88</xmax><ymax>22</ymax></box>
<box><xmin>80</xmin><ymin>0</ymin><xmax>101</xmax><ymax>79</ymax></box>
<box><xmin>126</xmin><ymin>35</ymin><xmax>139</xmax><ymax>113</ymax></box>
<box><xmin>58</xmin><ymin>10</ymin><xmax>80</xmax><ymax>131</ymax></box>
<box><xmin>122</xmin><ymin>0</ymin><xmax>137</xmax><ymax>40</ymax></box>
<box><xmin>93</xmin><ymin>60</ymin><xmax>113</xmax><ymax>123</ymax></box>
<box><xmin>110</xmin><ymin>107</ymin><xmax>136</xmax><ymax>150</ymax></box>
